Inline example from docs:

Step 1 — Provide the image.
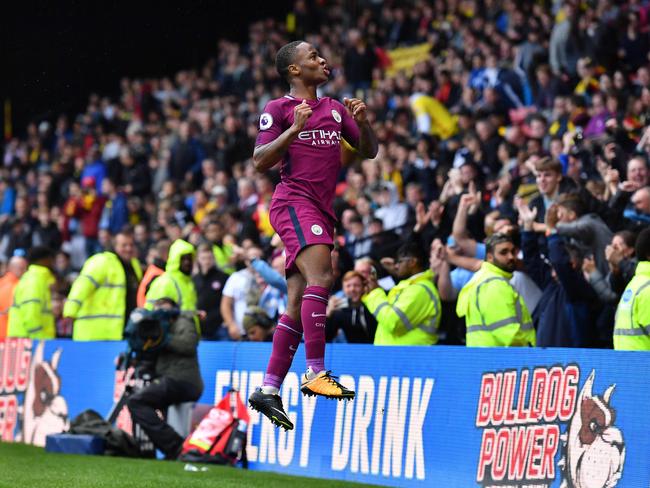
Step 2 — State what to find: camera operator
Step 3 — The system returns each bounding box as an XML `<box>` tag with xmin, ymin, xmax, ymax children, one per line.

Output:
<box><xmin>126</xmin><ymin>298</ymin><xmax>203</xmax><ymax>460</ymax></box>
<box><xmin>326</xmin><ymin>271</ymin><xmax>377</xmax><ymax>344</ymax></box>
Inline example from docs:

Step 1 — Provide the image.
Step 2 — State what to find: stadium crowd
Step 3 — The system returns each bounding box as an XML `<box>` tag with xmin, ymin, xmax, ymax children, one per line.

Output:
<box><xmin>3</xmin><ymin>0</ymin><xmax>650</xmax><ymax>350</ymax></box>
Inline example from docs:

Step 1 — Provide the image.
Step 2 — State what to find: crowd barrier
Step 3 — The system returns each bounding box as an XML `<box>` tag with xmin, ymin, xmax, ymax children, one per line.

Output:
<box><xmin>1</xmin><ymin>338</ymin><xmax>648</xmax><ymax>487</ymax></box>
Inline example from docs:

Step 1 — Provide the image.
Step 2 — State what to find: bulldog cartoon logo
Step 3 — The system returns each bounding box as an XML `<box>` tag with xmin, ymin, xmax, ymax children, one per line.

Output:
<box><xmin>20</xmin><ymin>341</ymin><xmax>69</xmax><ymax>446</ymax></box>
<box><xmin>559</xmin><ymin>371</ymin><xmax>625</xmax><ymax>488</ymax></box>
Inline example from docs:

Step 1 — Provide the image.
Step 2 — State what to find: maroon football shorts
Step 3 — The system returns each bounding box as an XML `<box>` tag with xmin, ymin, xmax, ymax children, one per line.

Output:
<box><xmin>269</xmin><ymin>199</ymin><xmax>335</xmax><ymax>274</ymax></box>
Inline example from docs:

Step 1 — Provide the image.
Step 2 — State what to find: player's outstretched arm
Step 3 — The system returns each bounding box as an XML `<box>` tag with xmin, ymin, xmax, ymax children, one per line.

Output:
<box><xmin>344</xmin><ymin>97</ymin><xmax>378</xmax><ymax>160</ymax></box>
<box><xmin>253</xmin><ymin>100</ymin><xmax>312</xmax><ymax>173</ymax></box>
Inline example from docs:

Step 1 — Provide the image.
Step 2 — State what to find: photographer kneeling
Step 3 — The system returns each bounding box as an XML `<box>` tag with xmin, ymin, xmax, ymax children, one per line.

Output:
<box><xmin>126</xmin><ymin>298</ymin><xmax>203</xmax><ymax>460</ymax></box>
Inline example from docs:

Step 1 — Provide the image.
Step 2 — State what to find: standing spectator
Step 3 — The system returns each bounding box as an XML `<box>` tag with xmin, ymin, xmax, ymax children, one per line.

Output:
<box><xmin>193</xmin><ymin>243</ymin><xmax>229</xmax><ymax>340</ymax></box>
<box><xmin>0</xmin><ymin>256</ymin><xmax>28</xmax><ymax>338</ymax></box>
<box><xmin>119</xmin><ymin>149</ymin><xmax>151</xmax><ymax>197</ymax></box>
<box><xmin>32</xmin><ymin>207</ymin><xmax>62</xmax><ymax>250</ymax></box>
<box><xmin>99</xmin><ymin>178</ymin><xmax>128</xmax><ymax>235</ymax></box>
<box><xmin>551</xmin><ymin>193</ymin><xmax>614</xmax><ymax>276</ymax></box>
<box><xmin>76</xmin><ymin>176</ymin><xmax>107</xmax><ymax>258</ymax></box>
<box><xmin>8</xmin><ymin>247</ymin><xmax>57</xmax><ymax>339</ymax></box>
<box><xmin>607</xmin><ymin>230</ymin><xmax>638</xmax><ymax>296</ymax></box>
<box><xmin>64</xmin><ymin>231</ymin><xmax>142</xmax><ymax>340</ymax></box>
<box><xmin>169</xmin><ymin>122</ymin><xmax>205</xmax><ymax>183</ymax></box>
<box><xmin>80</xmin><ymin>148</ymin><xmax>106</xmax><ymax>194</ymax></box>
<box><xmin>457</xmin><ymin>234</ymin><xmax>536</xmax><ymax>347</ymax></box>
<box><xmin>0</xmin><ymin>196</ymin><xmax>35</xmax><ymax>261</ymax></box>
<box><xmin>519</xmin><ymin>203</ymin><xmax>598</xmax><ymax>348</ymax></box>
<box><xmin>343</xmin><ymin>29</ymin><xmax>376</xmax><ymax>93</ymax></box>
<box><xmin>136</xmin><ymin>239</ymin><xmax>170</xmax><ymax>307</ymax></box>
<box><xmin>326</xmin><ymin>270</ymin><xmax>377</xmax><ymax>343</ymax></box>
<box><xmin>528</xmin><ymin>157</ymin><xmax>568</xmax><ymax>230</ymax></box>
<box><xmin>220</xmin><ymin>247</ymin><xmax>262</xmax><ymax>340</ymax></box>
<box><xmin>362</xmin><ymin>243</ymin><xmax>440</xmax><ymax>345</ymax></box>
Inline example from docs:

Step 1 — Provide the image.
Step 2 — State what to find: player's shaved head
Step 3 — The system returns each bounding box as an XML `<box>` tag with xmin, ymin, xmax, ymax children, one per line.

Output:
<box><xmin>276</xmin><ymin>40</ymin><xmax>305</xmax><ymax>82</ymax></box>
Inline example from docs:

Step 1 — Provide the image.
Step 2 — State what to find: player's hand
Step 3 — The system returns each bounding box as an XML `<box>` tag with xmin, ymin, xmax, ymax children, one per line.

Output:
<box><xmin>292</xmin><ymin>100</ymin><xmax>312</xmax><ymax>131</ymax></box>
<box><xmin>343</xmin><ymin>97</ymin><xmax>368</xmax><ymax>124</ymax></box>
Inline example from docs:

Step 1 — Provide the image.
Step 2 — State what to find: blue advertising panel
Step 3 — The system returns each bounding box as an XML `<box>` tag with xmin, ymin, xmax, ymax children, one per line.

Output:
<box><xmin>1</xmin><ymin>338</ymin><xmax>649</xmax><ymax>487</ymax></box>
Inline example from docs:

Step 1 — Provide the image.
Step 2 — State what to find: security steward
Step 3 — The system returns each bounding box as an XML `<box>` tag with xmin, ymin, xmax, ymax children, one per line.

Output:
<box><xmin>8</xmin><ymin>247</ymin><xmax>57</xmax><ymax>339</ymax></box>
<box><xmin>362</xmin><ymin>243</ymin><xmax>441</xmax><ymax>345</ymax></box>
<box><xmin>126</xmin><ymin>298</ymin><xmax>203</xmax><ymax>460</ymax></box>
<box><xmin>457</xmin><ymin>234</ymin><xmax>535</xmax><ymax>347</ymax></box>
<box><xmin>64</xmin><ymin>231</ymin><xmax>142</xmax><ymax>340</ymax></box>
<box><xmin>145</xmin><ymin>239</ymin><xmax>197</xmax><ymax>315</ymax></box>
<box><xmin>614</xmin><ymin>227</ymin><xmax>650</xmax><ymax>350</ymax></box>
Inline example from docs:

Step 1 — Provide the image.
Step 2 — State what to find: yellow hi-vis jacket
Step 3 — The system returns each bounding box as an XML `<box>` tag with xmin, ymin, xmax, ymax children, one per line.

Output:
<box><xmin>362</xmin><ymin>269</ymin><xmax>440</xmax><ymax>345</ymax></box>
<box><xmin>457</xmin><ymin>262</ymin><xmax>536</xmax><ymax>347</ymax></box>
<box><xmin>212</xmin><ymin>242</ymin><xmax>234</xmax><ymax>275</ymax></box>
<box><xmin>64</xmin><ymin>252</ymin><xmax>142</xmax><ymax>341</ymax></box>
<box><xmin>145</xmin><ymin>239</ymin><xmax>197</xmax><ymax>314</ymax></box>
<box><xmin>8</xmin><ymin>264</ymin><xmax>56</xmax><ymax>339</ymax></box>
<box><xmin>614</xmin><ymin>261</ymin><xmax>650</xmax><ymax>350</ymax></box>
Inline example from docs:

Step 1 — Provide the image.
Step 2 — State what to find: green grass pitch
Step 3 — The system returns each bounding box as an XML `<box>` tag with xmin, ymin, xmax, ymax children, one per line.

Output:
<box><xmin>0</xmin><ymin>442</ymin><xmax>379</xmax><ymax>488</ymax></box>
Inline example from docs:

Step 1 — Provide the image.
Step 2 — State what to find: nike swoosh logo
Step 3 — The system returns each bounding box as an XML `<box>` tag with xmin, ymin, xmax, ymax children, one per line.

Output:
<box><xmin>289</xmin><ymin>345</ymin><xmax>297</xmax><ymax>351</ymax></box>
<box><xmin>270</xmin><ymin>406</ymin><xmax>286</xmax><ymax>416</ymax></box>
<box><xmin>311</xmin><ymin>312</ymin><xmax>326</xmax><ymax>318</ymax></box>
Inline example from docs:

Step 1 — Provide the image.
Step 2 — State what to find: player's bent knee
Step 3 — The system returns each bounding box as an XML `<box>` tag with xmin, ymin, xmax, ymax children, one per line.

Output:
<box><xmin>305</xmin><ymin>271</ymin><xmax>334</xmax><ymax>290</ymax></box>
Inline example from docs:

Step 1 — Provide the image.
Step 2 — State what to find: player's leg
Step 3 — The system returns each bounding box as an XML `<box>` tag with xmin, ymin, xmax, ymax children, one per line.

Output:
<box><xmin>249</xmin><ymin>272</ymin><xmax>305</xmax><ymax>430</ymax></box>
<box><xmin>295</xmin><ymin>244</ymin><xmax>355</xmax><ymax>400</ymax></box>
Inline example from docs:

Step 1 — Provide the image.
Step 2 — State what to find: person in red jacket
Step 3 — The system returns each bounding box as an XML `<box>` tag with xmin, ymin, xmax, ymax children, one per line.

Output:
<box><xmin>75</xmin><ymin>176</ymin><xmax>107</xmax><ymax>258</ymax></box>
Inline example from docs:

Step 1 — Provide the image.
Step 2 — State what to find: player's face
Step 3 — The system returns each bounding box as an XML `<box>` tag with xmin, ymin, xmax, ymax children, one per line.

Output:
<box><xmin>292</xmin><ymin>42</ymin><xmax>329</xmax><ymax>85</ymax></box>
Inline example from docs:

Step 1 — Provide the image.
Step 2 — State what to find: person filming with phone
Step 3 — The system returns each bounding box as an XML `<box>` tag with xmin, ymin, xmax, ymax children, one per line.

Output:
<box><xmin>325</xmin><ymin>271</ymin><xmax>376</xmax><ymax>344</ymax></box>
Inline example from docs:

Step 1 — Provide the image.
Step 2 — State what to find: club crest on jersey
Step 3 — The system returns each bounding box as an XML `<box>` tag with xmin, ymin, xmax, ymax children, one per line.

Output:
<box><xmin>259</xmin><ymin>113</ymin><xmax>273</xmax><ymax>130</ymax></box>
<box><xmin>311</xmin><ymin>224</ymin><xmax>323</xmax><ymax>236</ymax></box>
<box><xmin>331</xmin><ymin>109</ymin><xmax>342</xmax><ymax>123</ymax></box>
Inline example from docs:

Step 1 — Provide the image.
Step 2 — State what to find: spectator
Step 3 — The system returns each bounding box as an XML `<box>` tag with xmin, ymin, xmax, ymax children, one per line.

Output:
<box><xmin>137</xmin><ymin>239</ymin><xmax>171</xmax><ymax>307</ymax></box>
<box><xmin>220</xmin><ymin>246</ymin><xmax>262</xmax><ymax>340</ymax></box>
<box><xmin>243</xmin><ymin>305</ymin><xmax>274</xmax><ymax>342</ymax></box>
<box><xmin>193</xmin><ymin>243</ymin><xmax>229</xmax><ymax>340</ymax></box>
<box><xmin>551</xmin><ymin>193</ymin><xmax>613</xmax><ymax>276</ymax></box>
<box><xmin>32</xmin><ymin>207</ymin><xmax>62</xmax><ymax>250</ymax></box>
<box><xmin>64</xmin><ymin>231</ymin><xmax>142</xmax><ymax>341</ymax></box>
<box><xmin>607</xmin><ymin>230</ymin><xmax>638</xmax><ymax>297</ymax></box>
<box><xmin>343</xmin><ymin>29</ymin><xmax>376</xmax><ymax>93</ymax></box>
<box><xmin>75</xmin><ymin>176</ymin><xmax>107</xmax><ymax>257</ymax></box>
<box><xmin>519</xmin><ymin>203</ymin><xmax>598</xmax><ymax>347</ymax></box>
<box><xmin>99</xmin><ymin>178</ymin><xmax>128</xmax><ymax>235</ymax></box>
<box><xmin>326</xmin><ymin>270</ymin><xmax>377</xmax><ymax>344</ymax></box>
<box><xmin>0</xmin><ymin>255</ymin><xmax>28</xmax><ymax>338</ymax></box>
<box><xmin>362</xmin><ymin>242</ymin><xmax>440</xmax><ymax>345</ymax></box>
<box><xmin>7</xmin><ymin>247</ymin><xmax>57</xmax><ymax>339</ymax></box>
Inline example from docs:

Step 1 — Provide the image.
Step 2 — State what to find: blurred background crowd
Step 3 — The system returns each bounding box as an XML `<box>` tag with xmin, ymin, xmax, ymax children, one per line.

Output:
<box><xmin>2</xmin><ymin>0</ymin><xmax>650</xmax><ymax>348</ymax></box>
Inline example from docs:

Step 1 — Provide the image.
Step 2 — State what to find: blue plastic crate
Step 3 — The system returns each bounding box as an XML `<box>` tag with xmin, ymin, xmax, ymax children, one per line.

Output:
<box><xmin>45</xmin><ymin>434</ymin><xmax>105</xmax><ymax>455</ymax></box>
